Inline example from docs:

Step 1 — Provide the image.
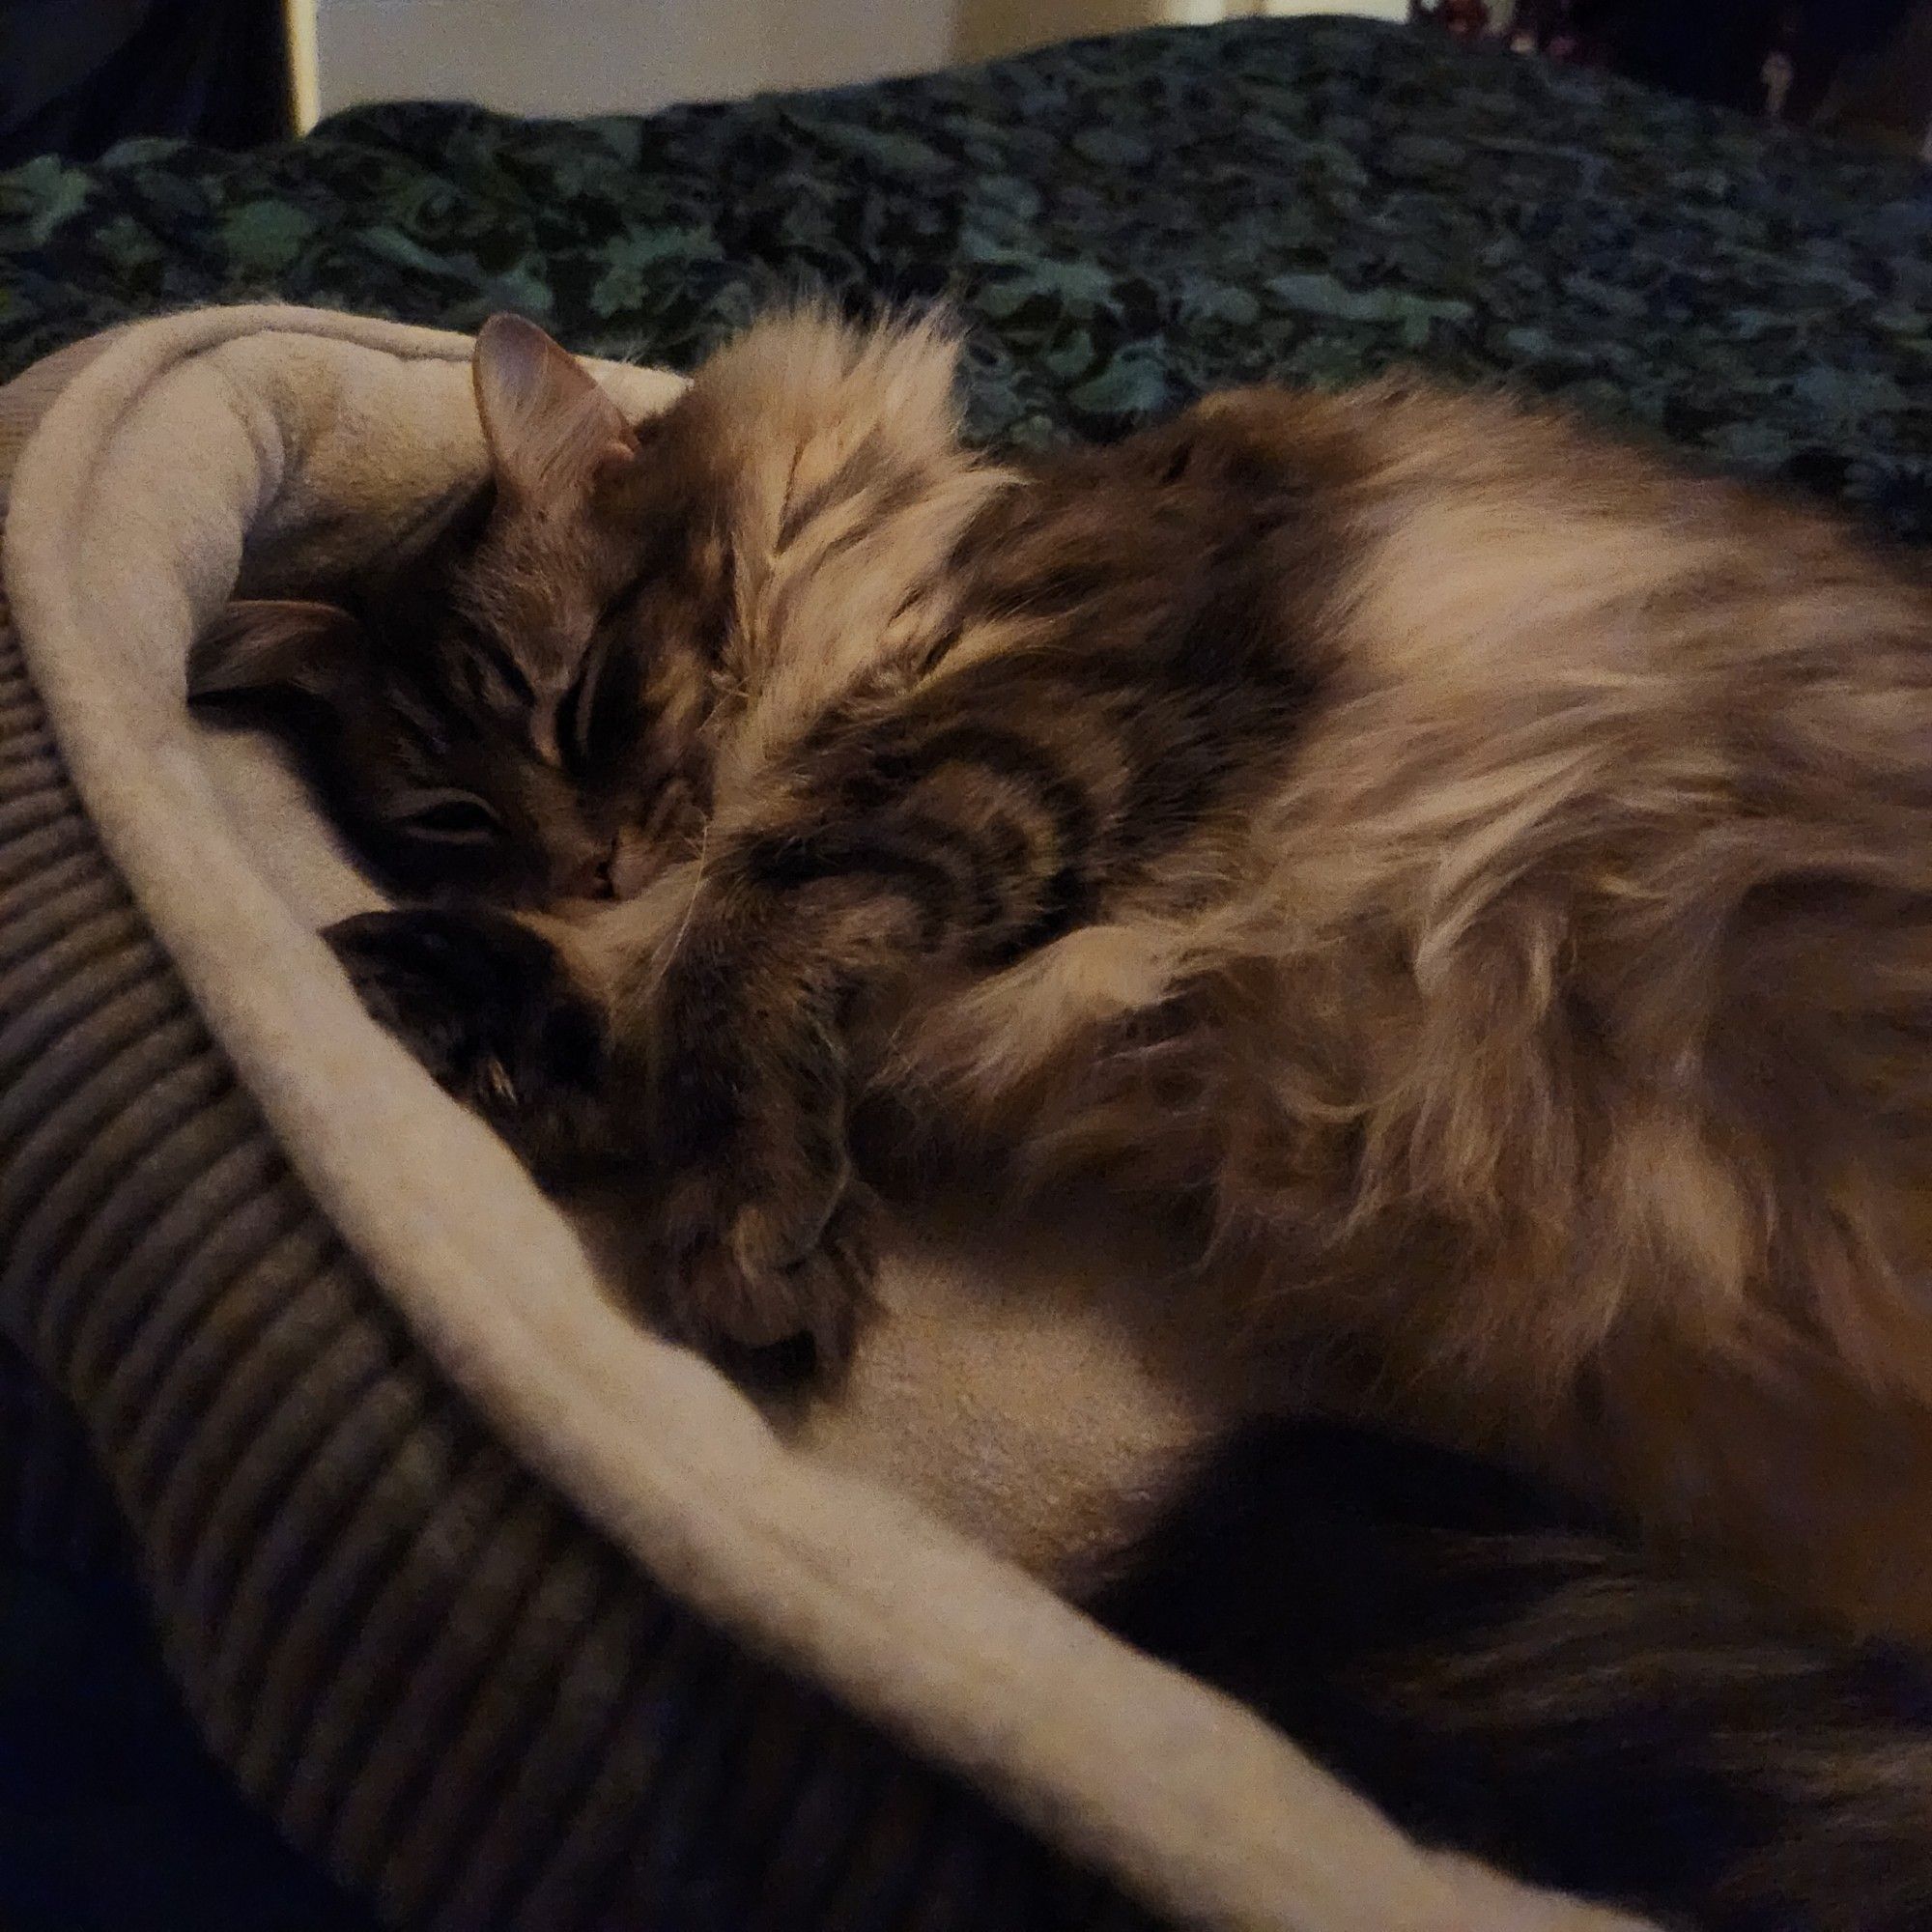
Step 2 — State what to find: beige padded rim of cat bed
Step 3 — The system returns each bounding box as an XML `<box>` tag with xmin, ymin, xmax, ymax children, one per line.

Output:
<box><xmin>0</xmin><ymin>304</ymin><xmax>1653</xmax><ymax>1932</ymax></box>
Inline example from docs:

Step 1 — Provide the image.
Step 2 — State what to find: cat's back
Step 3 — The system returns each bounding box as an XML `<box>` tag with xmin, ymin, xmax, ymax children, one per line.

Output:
<box><xmin>1181</xmin><ymin>372</ymin><xmax>1929</xmax><ymax>714</ymax></box>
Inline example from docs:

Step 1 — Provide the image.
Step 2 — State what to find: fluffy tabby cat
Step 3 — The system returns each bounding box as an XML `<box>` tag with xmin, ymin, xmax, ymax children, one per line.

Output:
<box><xmin>191</xmin><ymin>310</ymin><xmax>1932</xmax><ymax>1661</ymax></box>
<box><xmin>187</xmin><ymin>309</ymin><xmax>1932</xmax><ymax>1927</ymax></box>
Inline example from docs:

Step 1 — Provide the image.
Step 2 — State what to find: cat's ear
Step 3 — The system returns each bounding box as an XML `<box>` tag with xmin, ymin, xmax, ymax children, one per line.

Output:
<box><xmin>471</xmin><ymin>314</ymin><xmax>640</xmax><ymax>500</ymax></box>
<box><xmin>186</xmin><ymin>598</ymin><xmax>362</xmax><ymax>707</ymax></box>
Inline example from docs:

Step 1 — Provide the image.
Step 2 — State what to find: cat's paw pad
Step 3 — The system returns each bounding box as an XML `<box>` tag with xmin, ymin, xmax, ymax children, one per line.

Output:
<box><xmin>653</xmin><ymin>1181</ymin><xmax>880</xmax><ymax>1377</ymax></box>
<box><xmin>325</xmin><ymin>907</ymin><xmax>608</xmax><ymax>1176</ymax></box>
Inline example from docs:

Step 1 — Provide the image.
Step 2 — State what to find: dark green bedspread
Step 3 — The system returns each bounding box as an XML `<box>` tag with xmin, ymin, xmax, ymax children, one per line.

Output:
<box><xmin>2</xmin><ymin>18</ymin><xmax>1928</xmax><ymax>540</ymax></box>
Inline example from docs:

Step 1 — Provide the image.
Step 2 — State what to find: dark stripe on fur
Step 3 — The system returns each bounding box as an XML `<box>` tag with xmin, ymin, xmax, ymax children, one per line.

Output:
<box><xmin>744</xmin><ymin>825</ymin><xmax>968</xmax><ymax>951</ymax></box>
<box><xmin>457</xmin><ymin>618</ymin><xmax>536</xmax><ymax>711</ymax></box>
<box><xmin>875</xmin><ymin>723</ymin><xmax>1101</xmax><ymax>949</ymax></box>
<box><xmin>761</xmin><ymin>719</ymin><xmax>1106</xmax><ymax>958</ymax></box>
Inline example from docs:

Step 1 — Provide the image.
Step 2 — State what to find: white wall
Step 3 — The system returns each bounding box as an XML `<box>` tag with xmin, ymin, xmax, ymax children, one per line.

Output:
<box><xmin>312</xmin><ymin>0</ymin><xmax>959</xmax><ymax>120</ymax></box>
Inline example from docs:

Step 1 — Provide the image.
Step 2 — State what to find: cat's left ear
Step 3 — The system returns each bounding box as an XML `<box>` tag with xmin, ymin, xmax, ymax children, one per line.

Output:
<box><xmin>186</xmin><ymin>598</ymin><xmax>363</xmax><ymax>708</ymax></box>
<box><xmin>472</xmin><ymin>314</ymin><xmax>641</xmax><ymax>501</ymax></box>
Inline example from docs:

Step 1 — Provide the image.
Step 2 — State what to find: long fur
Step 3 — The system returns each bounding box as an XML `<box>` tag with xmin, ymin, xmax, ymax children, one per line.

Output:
<box><xmin>221</xmin><ymin>308</ymin><xmax>1932</xmax><ymax>1647</ymax></box>
<box><xmin>835</xmin><ymin>341</ymin><xmax>1932</xmax><ymax>1640</ymax></box>
<box><xmin>213</xmin><ymin>307</ymin><xmax>1932</xmax><ymax>1924</ymax></box>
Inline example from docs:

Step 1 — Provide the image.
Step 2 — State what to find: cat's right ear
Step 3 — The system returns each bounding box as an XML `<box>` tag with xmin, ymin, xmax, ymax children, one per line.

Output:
<box><xmin>471</xmin><ymin>314</ymin><xmax>641</xmax><ymax>500</ymax></box>
<box><xmin>186</xmin><ymin>598</ymin><xmax>362</xmax><ymax>708</ymax></box>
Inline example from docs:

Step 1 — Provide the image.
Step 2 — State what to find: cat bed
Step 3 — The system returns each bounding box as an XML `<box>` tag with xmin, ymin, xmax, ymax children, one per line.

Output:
<box><xmin>0</xmin><ymin>302</ymin><xmax>1652</xmax><ymax>1932</ymax></box>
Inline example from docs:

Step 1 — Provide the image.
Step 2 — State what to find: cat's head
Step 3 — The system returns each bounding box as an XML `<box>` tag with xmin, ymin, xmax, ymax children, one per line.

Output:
<box><xmin>189</xmin><ymin>314</ymin><xmax>732</xmax><ymax>905</ymax></box>
<box><xmin>189</xmin><ymin>308</ymin><xmax>980</xmax><ymax>907</ymax></box>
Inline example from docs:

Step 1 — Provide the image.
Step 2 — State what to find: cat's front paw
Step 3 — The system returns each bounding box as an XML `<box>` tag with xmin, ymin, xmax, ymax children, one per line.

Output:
<box><xmin>326</xmin><ymin>907</ymin><xmax>611</xmax><ymax>1180</ymax></box>
<box><xmin>645</xmin><ymin>1163</ymin><xmax>881</xmax><ymax>1376</ymax></box>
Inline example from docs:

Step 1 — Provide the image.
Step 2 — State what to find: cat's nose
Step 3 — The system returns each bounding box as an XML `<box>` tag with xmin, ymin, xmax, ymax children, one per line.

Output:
<box><xmin>561</xmin><ymin>832</ymin><xmax>654</xmax><ymax>903</ymax></box>
<box><xmin>561</xmin><ymin>850</ymin><xmax>617</xmax><ymax>900</ymax></box>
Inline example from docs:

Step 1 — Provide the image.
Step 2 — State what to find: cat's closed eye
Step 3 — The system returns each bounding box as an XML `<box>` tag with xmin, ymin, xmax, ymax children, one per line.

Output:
<box><xmin>557</xmin><ymin>651</ymin><xmax>604</xmax><ymax>780</ymax></box>
<box><xmin>392</xmin><ymin>792</ymin><xmax>503</xmax><ymax>843</ymax></box>
<box><xmin>558</xmin><ymin>637</ymin><xmax>639</xmax><ymax>783</ymax></box>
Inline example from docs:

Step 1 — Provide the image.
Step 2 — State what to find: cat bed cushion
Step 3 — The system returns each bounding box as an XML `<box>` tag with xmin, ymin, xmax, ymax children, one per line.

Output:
<box><xmin>0</xmin><ymin>304</ymin><xmax>1654</xmax><ymax>1932</ymax></box>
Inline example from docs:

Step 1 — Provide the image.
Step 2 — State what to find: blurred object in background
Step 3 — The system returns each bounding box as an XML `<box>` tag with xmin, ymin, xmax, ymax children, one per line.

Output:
<box><xmin>1417</xmin><ymin>0</ymin><xmax>1932</xmax><ymax>152</ymax></box>
<box><xmin>0</xmin><ymin>0</ymin><xmax>295</xmax><ymax>166</ymax></box>
<box><xmin>1811</xmin><ymin>0</ymin><xmax>1932</xmax><ymax>154</ymax></box>
<box><xmin>1412</xmin><ymin>0</ymin><xmax>1492</xmax><ymax>40</ymax></box>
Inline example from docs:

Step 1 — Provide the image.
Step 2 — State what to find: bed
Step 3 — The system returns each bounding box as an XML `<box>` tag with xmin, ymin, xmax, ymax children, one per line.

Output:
<box><xmin>2</xmin><ymin>18</ymin><xmax>1927</xmax><ymax>1932</ymax></box>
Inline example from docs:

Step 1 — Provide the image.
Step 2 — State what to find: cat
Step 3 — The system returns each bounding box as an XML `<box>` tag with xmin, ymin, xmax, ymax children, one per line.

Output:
<box><xmin>189</xmin><ymin>308</ymin><xmax>1932</xmax><ymax>1661</ymax></box>
<box><xmin>189</xmin><ymin>306</ymin><xmax>1932</xmax><ymax>1929</ymax></box>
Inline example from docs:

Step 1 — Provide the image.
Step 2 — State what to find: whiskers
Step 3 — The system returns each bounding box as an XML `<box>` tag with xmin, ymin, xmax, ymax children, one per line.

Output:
<box><xmin>651</xmin><ymin>818</ymin><xmax>711</xmax><ymax>988</ymax></box>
